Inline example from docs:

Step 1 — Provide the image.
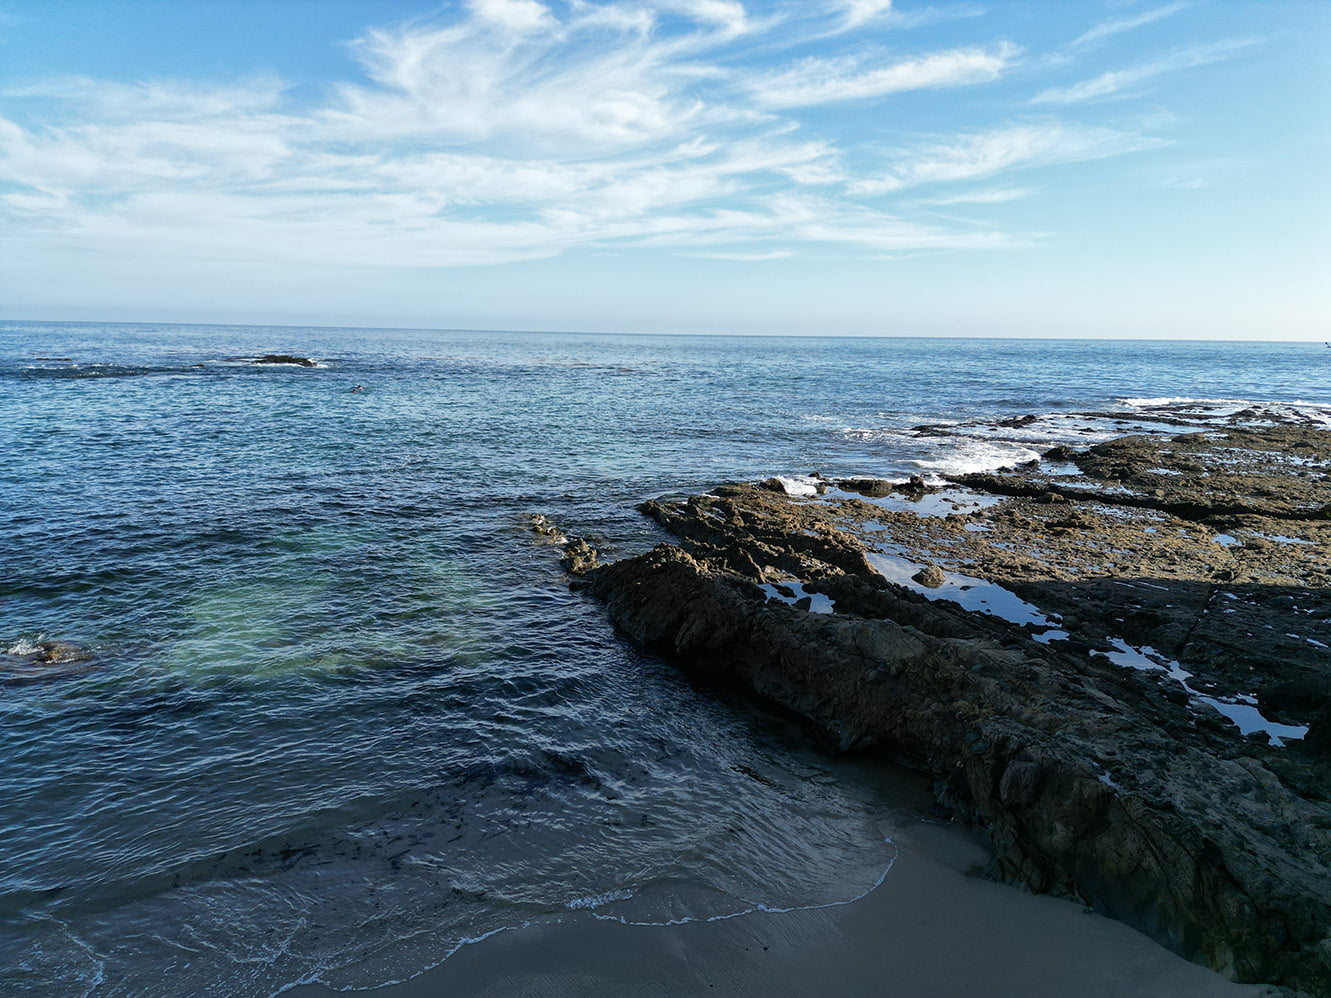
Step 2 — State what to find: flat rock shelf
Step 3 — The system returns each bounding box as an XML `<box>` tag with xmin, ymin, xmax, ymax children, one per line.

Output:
<box><xmin>583</xmin><ymin>420</ymin><xmax>1331</xmax><ymax>995</ymax></box>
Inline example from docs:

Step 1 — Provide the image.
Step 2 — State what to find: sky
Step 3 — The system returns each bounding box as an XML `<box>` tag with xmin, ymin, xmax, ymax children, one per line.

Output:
<box><xmin>0</xmin><ymin>0</ymin><xmax>1327</xmax><ymax>338</ymax></box>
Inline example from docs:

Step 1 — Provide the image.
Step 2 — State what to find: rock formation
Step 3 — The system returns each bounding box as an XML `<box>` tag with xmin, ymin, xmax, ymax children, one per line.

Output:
<box><xmin>584</xmin><ymin>421</ymin><xmax>1331</xmax><ymax>994</ymax></box>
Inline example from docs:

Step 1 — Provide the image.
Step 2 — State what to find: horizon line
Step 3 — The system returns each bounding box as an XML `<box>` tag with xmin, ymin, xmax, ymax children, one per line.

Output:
<box><xmin>1</xmin><ymin>316</ymin><xmax>1325</xmax><ymax>346</ymax></box>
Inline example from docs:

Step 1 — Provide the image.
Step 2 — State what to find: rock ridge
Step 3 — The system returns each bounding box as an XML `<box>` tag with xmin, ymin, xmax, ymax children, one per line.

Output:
<box><xmin>586</xmin><ymin>421</ymin><xmax>1331</xmax><ymax>994</ymax></box>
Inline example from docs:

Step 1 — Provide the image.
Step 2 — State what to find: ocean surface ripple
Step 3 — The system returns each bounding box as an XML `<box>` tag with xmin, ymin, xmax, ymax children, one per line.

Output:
<box><xmin>2</xmin><ymin>322</ymin><xmax>1327</xmax><ymax>996</ymax></box>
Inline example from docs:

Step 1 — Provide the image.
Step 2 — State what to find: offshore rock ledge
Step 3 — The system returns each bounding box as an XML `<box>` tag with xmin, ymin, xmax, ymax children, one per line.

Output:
<box><xmin>584</xmin><ymin>421</ymin><xmax>1331</xmax><ymax>994</ymax></box>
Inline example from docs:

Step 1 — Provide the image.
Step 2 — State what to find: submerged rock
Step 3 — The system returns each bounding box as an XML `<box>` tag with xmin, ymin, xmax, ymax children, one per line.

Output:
<box><xmin>32</xmin><ymin>640</ymin><xmax>93</xmax><ymax>664</ymax></box>
<box><xmin>529</xmin><ymin>513</ymin><xmax>567</xmax><ymax>543</ymax></box>
<box><xmin>1</xmin><ymin>639</ymin><xmax>97</xmax><ymax>682</ymax></box>
<box><xmin>587</xmin><ymin>422</ymin><xmax>1331</xmax><ymax>993</ymax></box>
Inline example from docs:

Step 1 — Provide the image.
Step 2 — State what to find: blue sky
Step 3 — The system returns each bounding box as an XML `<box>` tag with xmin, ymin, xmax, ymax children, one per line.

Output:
<box><xmin>0</xmin><ymin>0</ymin><xmax>1327</xmax><ymax>338</ymax></box>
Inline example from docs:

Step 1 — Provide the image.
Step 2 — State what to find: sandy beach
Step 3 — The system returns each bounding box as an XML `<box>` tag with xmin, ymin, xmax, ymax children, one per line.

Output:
<box><xmin>288</xmin><ymin>818</ymin><xmax>1264</xmax><ymax>998</ymax></box>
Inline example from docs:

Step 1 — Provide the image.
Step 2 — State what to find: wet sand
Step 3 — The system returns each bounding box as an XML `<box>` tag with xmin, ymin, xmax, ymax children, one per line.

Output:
<box><xmin>288</xmin><ymin>820</ymin><xmax>1267</xmax><ymax>998</ymax></box>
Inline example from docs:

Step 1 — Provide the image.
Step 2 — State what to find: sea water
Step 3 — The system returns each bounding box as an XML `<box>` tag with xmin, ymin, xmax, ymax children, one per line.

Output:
<box><xmin>2</xmin><ymin>322</ymin><xmax>1328</xmax><ymax>996</ymax></box>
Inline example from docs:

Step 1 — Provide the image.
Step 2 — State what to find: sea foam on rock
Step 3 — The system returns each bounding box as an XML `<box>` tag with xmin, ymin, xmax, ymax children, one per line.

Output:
<box><xmin>587</xmin><ymin>421</ymin><xmax>1331</xmax><ymax>994</ymax></box>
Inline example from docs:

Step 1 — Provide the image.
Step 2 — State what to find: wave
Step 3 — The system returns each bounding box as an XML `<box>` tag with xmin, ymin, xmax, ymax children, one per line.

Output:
<box><xmin>1116</xmin><ymin>397</ymin><xmax>1331</xmax><ymax>426</ymax></box>
<box><xmin>831</xmin><ymin>396</ymin><xmax>1331</xmax><ymax>481</ymax></box>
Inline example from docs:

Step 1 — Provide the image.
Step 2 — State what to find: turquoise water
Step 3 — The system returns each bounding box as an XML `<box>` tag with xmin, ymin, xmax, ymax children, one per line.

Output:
<box><xmin>2</xmin><ymin>322</ymin><xmax>1328</xmax><ymax>995</ymax></box>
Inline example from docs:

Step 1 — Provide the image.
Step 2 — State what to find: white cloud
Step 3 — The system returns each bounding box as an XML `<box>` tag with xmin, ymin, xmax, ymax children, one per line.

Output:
<box><xmin>838</xmin><ymin>0</ymin><xmax>892</xmax><ymax>29</ymax></box>
<box><xmin>850</xmin><ymin>124</ymin><xmax>1164</xmax><ymax>194</ymax></box>
<box><xmin>920</xmin><ymin>187</ymin><xmax>1034</xmax><ymax>205</ymax></box>
<box><xmin>753</xmin><ymin>43</ymin><xmax>1016</xmax><ymax>107</ymax></box>
<box><xmin>1071</xmin><ymin>3</ymin><xmax>1187</xmax><ymax>48</ymax></box>
<box><xmin>659</xmin><ymin>0</ymin><xmax>750</xmax><ymax>35</ymax></box>
<box><xmin>1032</xmin><ymin>39</ymin><xmax>1257</xmax><ymax>104</ymax></box>
<box><xmin>3</xmin><ymin>75</ymin><xmax>289</xmax><ymax>121</ymax></box>
<box><xmin>0</xmin><ymin>2</ymin><xmax>1142</xmax><ymax>273</ymax></box>
<box><xmin>329</xmin><ymin>14</ymin><xmax>728</xmax><ymax>150</ymax></box>
<box><xmin>467</xmin><ymin>0</ymin><xmax>557</xmax><ymax>33</ymax></box>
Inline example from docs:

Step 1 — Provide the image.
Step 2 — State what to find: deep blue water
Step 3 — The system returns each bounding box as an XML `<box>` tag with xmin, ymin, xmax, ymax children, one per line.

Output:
<box><xmin>2</xmin><ymin>321</ymin><xmax>1327</xmax><ymax>996</ymax></box>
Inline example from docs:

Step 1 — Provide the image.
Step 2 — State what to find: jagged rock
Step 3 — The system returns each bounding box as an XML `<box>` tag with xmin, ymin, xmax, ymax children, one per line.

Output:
<box><xmin>560</xmin><ymin>538</ymin><xmax>599</xmax><ymax>575</ymax></box>
<box><xmin>529</xmin><ymin>513</ymin><xmax>567</xmax><ymax>543</ymax></box>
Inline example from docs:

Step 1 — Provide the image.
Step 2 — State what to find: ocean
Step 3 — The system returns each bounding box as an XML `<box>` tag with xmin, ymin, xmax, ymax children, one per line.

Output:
<box><xmin>3</xmin><ymin>321</ymin><xmax>1328</xmax><ymax>996</ymax></box>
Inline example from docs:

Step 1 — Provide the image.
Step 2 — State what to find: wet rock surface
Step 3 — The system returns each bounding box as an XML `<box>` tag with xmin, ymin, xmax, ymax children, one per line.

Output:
<box><xmin>587</xmin><ymin>421</ymin><xmax>1331</xmax><ymax>994</ymax></box>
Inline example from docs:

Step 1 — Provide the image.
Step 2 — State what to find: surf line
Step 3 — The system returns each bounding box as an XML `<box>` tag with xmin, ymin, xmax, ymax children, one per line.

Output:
<box><xmin>574</xmin><ymin>835</ymin><xmax>901</xmax><ymax>928</ymax></box>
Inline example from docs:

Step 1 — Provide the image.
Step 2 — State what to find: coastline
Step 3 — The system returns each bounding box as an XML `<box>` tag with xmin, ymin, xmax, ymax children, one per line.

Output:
<box><xmin>577</xmin><ymin>412</ymin><xmax>1331</xmax><ymax>992</ymax></box>
<box><xmin>287</xmin><ymin>817</ymin><xmax>1266</xmax><ymax>998</ymax></box>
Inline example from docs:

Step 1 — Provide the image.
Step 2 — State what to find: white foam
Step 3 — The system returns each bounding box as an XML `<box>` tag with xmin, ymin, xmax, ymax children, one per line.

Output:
<box><xmin>586</xmin><ymin>837</ymin><xmax>899</xmax><ymax>928</ymax></box>
<box><xmin>825</xmin><ymin>487</ymin><xmax>1001</xmax><ymax>518</ymax></box>
<box><xmin>1115</xmin><ymin>397</ymin><xmax>1331</xmax><ymax>428</ymax></box>
<box><xmin>567</xmin><ymin>888</ymin><xmax>635</xmax><ymax>910</ymax></box>
<box><xmin>770</xmin><ymin>475</ymin><xmax>820</xmax><ymax>497</ymax></box>
<box><xmin>910</xmin><ymin>440</ymin><xmax>1042</xmax><ymax>477</ymax></box>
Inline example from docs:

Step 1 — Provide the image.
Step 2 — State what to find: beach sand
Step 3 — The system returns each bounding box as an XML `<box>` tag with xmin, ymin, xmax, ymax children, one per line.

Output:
<box><xmin>288</xmin><ymin>819</ymin><xmax>1265</xmax><ymax>998</ymax></box>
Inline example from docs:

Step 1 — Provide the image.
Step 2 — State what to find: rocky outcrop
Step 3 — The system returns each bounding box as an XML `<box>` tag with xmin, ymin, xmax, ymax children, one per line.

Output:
<box><xmin>529</xmin><ymin>514</ymin><xmax>600</xmax><ymax>577</ymax></box>
<box><xmin>254</xmin><ymin>354</ymin><xmax>317</xmax><ymax>367</ymax></box>
<box><xmin>587</xmin><ymin>423</ymin><xmax>1331</xmax><ymax>994</ymax></box>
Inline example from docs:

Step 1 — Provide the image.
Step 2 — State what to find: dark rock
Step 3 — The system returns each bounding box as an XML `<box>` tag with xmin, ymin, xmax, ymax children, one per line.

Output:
<box><xmin>1260</xmin><ymin>680</ymin><xmax>1331</xmax><ymax>722</ymax></box>
<box><xmin>838</xmin><ymin>477</ymin><xmax>895</xmax><ymax>498</ymax></box>
<box><xmin>33</xmin><ymin>640</ymin><xmax>93</xmax><ymax>664</ymax></box>
<box><xmin>560</xmin><ymin>538</ymin><xmax>599</xmax><ymax>575</ymax></box>
<box><xmin>529</xmin><ymin>513</ymin><xmax>566</xmax><ymax>542</ymax></box>
<box><xmin>1303</xmin><ymin>707</ymin><xmax>1331</xmax><ymax>759</ymax></box>
<box><xmin>1</xmin><ymin>640</ymin><xmax>97</xmax><ymax>683</ymax></box>
<box><xmin>254</xmin><ymin>354</ymin><xmax>317</xmax><ymax>367</ymax></box>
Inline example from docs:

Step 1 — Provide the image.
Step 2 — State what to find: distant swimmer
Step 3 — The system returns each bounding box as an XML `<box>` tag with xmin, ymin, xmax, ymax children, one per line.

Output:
<box><xmin>351</xmin><ymin>385</ymin><xmax>364</xmax><ymax>392</ymax></box>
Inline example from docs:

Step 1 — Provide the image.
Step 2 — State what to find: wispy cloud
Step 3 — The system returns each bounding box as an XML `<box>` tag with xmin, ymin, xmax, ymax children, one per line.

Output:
<box><xmin>850</xmin><ymin>123</ymin><xmax>1164</xmax><ymax>194</ymax></box>
<box><xmin>919</xmin><ymin>186</ymin><xmax>1035</xmax><ymax>205</ymax></box>
<box><xmin>1071</xmin><ymin>2</ymin><xmax>1187</xmax><ymax>48</ymax></box>
<box><xmin>1032</xmin><ymin>38</ymin><xmax>1257</xmax><ymax>104</ymax></box>
<box><xmin>0</xmin><ymin>1</ymin><xmax>1163</xmax><ymax>271</ymax></box>
<box><xmin>684</xmin><ymin>248</ymin><xmax>796</xmax><ymax>260</ymax></box>
<box><xmin>752</xmin><ymin>43</ymin><xmax>1017</xmax><ymax>108</ymax></box>
<box><xmin>836</xmin><ymin>0</ymin><xmax>893</xmax><ymax>30</ymax></box>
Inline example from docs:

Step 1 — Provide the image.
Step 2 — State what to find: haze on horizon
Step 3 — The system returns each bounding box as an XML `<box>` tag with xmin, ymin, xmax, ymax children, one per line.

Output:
<box><xmin>0</xmin><ymin>0</ymin><xmax>1327</xmax><ymax>340</ymax></box>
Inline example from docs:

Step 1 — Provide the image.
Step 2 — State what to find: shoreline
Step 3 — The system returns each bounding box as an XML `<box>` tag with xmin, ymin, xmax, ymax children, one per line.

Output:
<box><xmin>579</xmin><ymin>414</ymin><xmax>1331</xmax><ymax>992</ymax></box>
<box><xmin>287</xmin><ymin>817</ymin><xmax>1266</xmax><ymax>998</ymax></box>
